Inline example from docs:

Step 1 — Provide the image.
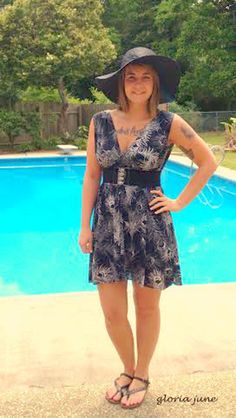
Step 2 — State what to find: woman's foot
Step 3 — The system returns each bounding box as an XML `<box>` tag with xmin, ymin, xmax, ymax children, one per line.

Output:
<box><xmin>120</xmin><ymin>375</ymin><xmax>150</xmax><ymax>408</ymax></box>
<box><xmin>105</xmin><ymin>372</ymin><xmax>133</xmax><ymax>403</ymax></box>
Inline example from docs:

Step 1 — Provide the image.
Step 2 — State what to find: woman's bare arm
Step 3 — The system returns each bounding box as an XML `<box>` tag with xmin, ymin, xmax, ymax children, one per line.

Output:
<box><xmin>168</xmin><ymin>114</ymin><xmax>218</xmax><ymax>209</ymax></box>
<box><xmin>81</xmin><ymin>116</ymin><xmax>102</xmax><ymax>228</ymax></box>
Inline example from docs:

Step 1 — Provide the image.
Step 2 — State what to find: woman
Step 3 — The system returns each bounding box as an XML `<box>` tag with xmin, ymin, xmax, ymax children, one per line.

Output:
<box><xmin>79</xmin><ymin>47</ymin><xmax>217</xmax><ymax>410</ymax></box>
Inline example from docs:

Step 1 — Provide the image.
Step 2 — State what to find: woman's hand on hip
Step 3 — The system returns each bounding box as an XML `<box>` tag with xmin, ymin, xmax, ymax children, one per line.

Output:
<box><xmin>148</xmin><ymin>189</ymin><xmax>182</xmax><ymax>214</ymax></box>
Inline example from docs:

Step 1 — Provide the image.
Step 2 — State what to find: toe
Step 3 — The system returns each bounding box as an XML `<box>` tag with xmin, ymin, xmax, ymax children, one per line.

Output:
<box><xmin>112</xmin><ymin>392</ymin><xmax>122</xmax><ymax>401</ymax></box>
<box><xmin>106</xmin><ymin>375</ymin><xmax>132</xmax><ymax>403</ymax></box>
<box><xmin>106</xmin><ymin>388</ymin><xmax>119</xmax><ymax>401</ymax></box>
<box><xmin>121</xmin><ymin>395</ymin><xmax>129</xmax><ymax>406</ymax></box>
<box><xmin>126</xmin><ymin>391</ymin><xmax>145</xmax><ymax>407</ymax></box>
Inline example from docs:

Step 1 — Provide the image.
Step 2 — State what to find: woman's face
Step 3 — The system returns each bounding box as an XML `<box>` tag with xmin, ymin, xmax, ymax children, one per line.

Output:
<box><xmin>123</xmin><ymin>64</ymin><xmax>154</xmax><ymax>104</ymax></box>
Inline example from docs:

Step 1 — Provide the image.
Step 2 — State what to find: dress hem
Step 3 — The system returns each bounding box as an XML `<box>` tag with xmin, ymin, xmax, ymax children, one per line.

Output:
<box><xmin>89</xmin><ymin>277</ymin><xmax>182</xmax><ymax>290</ymax></box>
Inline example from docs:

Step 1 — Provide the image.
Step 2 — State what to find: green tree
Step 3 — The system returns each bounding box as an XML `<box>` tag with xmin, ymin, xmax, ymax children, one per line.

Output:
<box><xmin>102</xmin><ymin>0</ymin><xmax>138</xmax><ymax>53</ymax></box>
<box><xmin>0</xmin><ymin>0</ymin><xmax>13</xmax><ymax>7</ymax></box>
<box><xmin>0</xmin><ymin>0</ymin><xmax>116</xmax><ymax>135</ymax></box>
<box><xmin>176</xmin><ymin>1</ymin><xmax>236</xmax><ymax>109</ymax></box>
<box><xmin>102</xmin><ymin>0</ymin><xmax>161</xmax><ymax>52</ymax></box>
<box><xmin>154</xmin><ymin>0</ymin><xmax>236</xmax><ymax>110</ymax></box>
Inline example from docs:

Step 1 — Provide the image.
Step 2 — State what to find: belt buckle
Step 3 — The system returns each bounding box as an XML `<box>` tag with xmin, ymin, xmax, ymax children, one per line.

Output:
<box><xmin>117</xmin><ymin>167</ymin><xmax>126</xmax><ymax>184</ymax></box>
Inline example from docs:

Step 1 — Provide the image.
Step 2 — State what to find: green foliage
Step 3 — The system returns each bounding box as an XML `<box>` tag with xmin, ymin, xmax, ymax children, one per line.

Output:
<box><xmin>102</xmin><ymin>0</ymin><xmax>137</xmax><ymax>51</ymax></box>
<box><xmin>1</xmin><ymin>0</ymin><xmax>235</xmax><ymax>112</ymax></box>
<box><xmin>101</xmin><ymin>0</ymin><xmax>235</xmax><ymax>110</ymax></box>
<box><xmin>19</xmin><ymin>85</ymin><xmax>107</xmax><ymax>105</ymax></box>
<box><xmin>14</xmin><ymin>124</ymin><xmax>89</xmax><ymax>152</ymax></box>
<box><xmin>69</xmin><ymin>125</ymin><xmax>89</xmax><ymax>150</ymax></box>
<box><xmin>15</xmin><ymin>135</ymin><xmax>61</xmax><ymax>152</ymax></box>
<box><xmin>20</xmin><ymin>87</ymin><xmax>61</xmax><ymax>103</ymax></box>
<box><xmin>0</xmin><ymin>0</ymin><xmax>117</xmax><ymax>106</ymax></box>
<box><xmin>220</xmin><ymin>117</ymin><xmax>236</xmax><ymax>150</ymax></box>
<box><xmin>200</xmin><ymin>129</ymin><xmax>236</xmax><ymax>170</ymax></box>
<box><xmin>22</xmin><ymin>110</ymin><xmax>41</xmax><ymax>140</ymax></box>
<box><xmin>168</xmin><ymin>100</ymin><xmax>199</xmax><ymax>113</ymax></box>
<box><xmin>90</xmin><ymin>87</ymin><xmax>112</xmax><ymax>104</ymax></box>
<box><xmin>102</xmin><ymin>0</ymin><xmax>159</xmax><ymax>52</ymax></box>
<box><xmin>15</xmin><ymin>142</ymin><xmax>36</xmax><ymax>152</ymax></box>
<box><xmin>0</xmin><ymin>109</ymin><xmax>41</xmax><ymax>148</ymax></box>
<box><xmin>154</xmin><ymin>0</ymin><xmax>236</xmax><ymax>110</ymax></box>
<box><xmin>73</xmin><ymin>137</ymin><xmax>88</xmax><ymax>150</ymax></box>
<box><xmin>0</xmin><ymin>1</ymin><xmax>13</xmax><ymax>6</ymax></box>
<box><xmin>19</xmin><ymin>86</ymin><xmax>90</xmax><ymax>103</ymax></box>
<box><xmin>68</xmin><ymin>97</ymin><xmax>91</xmax><ymax>104</ymax></box>
<box><xmin>0</xmin><ymin>110</ymin><xmax>25</xmax><ymax>147</ymax></box>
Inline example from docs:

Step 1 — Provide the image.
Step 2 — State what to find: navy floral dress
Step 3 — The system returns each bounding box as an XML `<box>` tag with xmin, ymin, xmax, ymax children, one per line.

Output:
<box><xmin>88</xmin><ymin>109</ymin><xmax>182</xmax><ymax>290</ymax></box>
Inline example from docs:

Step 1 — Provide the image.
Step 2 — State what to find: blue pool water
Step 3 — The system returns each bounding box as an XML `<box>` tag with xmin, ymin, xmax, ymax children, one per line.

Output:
<box><xmin>0</xmin><ymin>155</ymin><xmax>235</xmax><ymax>297</ymax></box>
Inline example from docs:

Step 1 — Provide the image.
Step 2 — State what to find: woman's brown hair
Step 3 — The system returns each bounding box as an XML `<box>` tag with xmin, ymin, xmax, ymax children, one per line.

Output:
<box><xmin>117</xmin><ymin>63</ymin><xmax>160</xmax><ymax>119</ymax></box>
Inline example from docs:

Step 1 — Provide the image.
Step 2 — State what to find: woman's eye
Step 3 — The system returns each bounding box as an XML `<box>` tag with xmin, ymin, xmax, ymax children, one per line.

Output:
<box><xmin>126</xmin><ymin>76</ymin><xmax>151</xmax><ymax>81</ymax></box>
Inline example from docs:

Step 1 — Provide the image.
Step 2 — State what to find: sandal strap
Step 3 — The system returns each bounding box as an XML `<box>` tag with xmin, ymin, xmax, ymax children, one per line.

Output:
<box><xmin>112</xmin><ymin>372</ymin><xmax>134</xmax><ymax>396</ymax></box>
<box><xmin>114</xmin><ymin>377</ymin><xmax>131</xmax><ymax>392</ymax></box>
<box><xmin>125</xmin><ymin>385</ymin><xmax>148</xmax><ymax>396</ymax></box>
<box><xmin>120</xmin><ymin>372</ymin><xmax>134</xmax><ymax>380</ymax></box>
<box><xmin>133</xmin><ymin>376</ymin><xmax>150</xmax><ymax>385</ymax></box>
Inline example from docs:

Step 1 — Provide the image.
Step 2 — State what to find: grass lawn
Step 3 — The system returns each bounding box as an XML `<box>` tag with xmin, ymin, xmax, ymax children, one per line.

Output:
<box><xmin>172</xmin><ymin>131</ymin><xmax>236</xmax><ymax>170</ymax></box>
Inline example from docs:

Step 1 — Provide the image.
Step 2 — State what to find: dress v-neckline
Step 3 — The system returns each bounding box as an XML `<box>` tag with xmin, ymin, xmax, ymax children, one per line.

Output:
<box><xmin>106</xmin><ymin>110</ymin><xmax>162</xmax><ymax>156</ymax></box>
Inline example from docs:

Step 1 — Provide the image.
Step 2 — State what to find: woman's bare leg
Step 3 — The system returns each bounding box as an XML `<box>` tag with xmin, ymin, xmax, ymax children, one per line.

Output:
<box><xmin>121</xmin><ymin>282</ymin><xmax>161</xmax><ymax>407</ymax></box>
<box><xmin>97</xmin><ymin>281</ymin><xmax>135</xmax><ymax>401</ymax></box>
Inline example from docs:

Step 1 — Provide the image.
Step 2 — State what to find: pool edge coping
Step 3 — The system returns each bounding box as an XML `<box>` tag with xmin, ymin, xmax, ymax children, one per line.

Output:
<box><xmin>0</xmin><ymin>150</ymin><xmax>235</xmax><ymax>182</ymax></box>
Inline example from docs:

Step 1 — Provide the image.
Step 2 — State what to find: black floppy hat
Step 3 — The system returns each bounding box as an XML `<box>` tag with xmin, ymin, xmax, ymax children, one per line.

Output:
<box><xmin>94</xmin><ymin>47</ymin><xmax>181</xmax><ymax>104</ymax></box>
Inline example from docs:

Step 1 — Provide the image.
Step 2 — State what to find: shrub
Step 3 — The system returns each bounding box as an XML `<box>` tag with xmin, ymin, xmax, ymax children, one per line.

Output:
<box><xmin>0</xmin><ymin>109</ymin><xmax>41</xmax><ymax>149</ymax></box>
<box><xmin>221</xmin><ymin>117</ymin><xmax>236</xmax><ymax>151</ymax></box>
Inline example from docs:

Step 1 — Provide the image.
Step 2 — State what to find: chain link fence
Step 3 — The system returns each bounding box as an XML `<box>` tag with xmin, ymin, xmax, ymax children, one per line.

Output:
<box><xmin>177</xmin><ymin>111</ymin><xmax>236</xmax><ymax>132</ymax></box>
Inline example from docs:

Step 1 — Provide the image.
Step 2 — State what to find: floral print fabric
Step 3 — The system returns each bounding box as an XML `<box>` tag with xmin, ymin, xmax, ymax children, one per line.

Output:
<box><xmin>88</xmin><ymin>110</ymin><xmax>182</xmax><ymax>289</ymax></box>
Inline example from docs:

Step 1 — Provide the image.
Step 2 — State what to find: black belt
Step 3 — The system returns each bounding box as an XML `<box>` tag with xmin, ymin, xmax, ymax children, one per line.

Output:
<box><xmin>102</xmin><ymin>167</ymin><xmax>161</xmax><ymax>188</ymax></box>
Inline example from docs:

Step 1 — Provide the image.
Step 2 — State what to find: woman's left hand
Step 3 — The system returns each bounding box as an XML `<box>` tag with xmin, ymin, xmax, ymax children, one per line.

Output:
<box><xmin>149</xmin><ymin>189</ymin><xmax>182</xmax><ymax>214</ymax></box>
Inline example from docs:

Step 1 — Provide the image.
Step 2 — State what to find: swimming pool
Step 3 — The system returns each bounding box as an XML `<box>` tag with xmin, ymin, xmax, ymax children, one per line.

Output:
<box><xmin>0</xmin><ymin>155</ymin><xmax>235</xmax><ymax>297</ymax></box>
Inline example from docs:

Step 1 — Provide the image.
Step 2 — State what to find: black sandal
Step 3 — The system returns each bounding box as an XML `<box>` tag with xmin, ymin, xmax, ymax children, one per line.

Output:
<box><xmin>120</xmin><ymin>375</ymin><xmax>150</xmax><ymax>409</ymax></box>
<box><xmin>105</xmin><ymin>372</ymin><xmax>134</xmax><ymax>404</ymax></box>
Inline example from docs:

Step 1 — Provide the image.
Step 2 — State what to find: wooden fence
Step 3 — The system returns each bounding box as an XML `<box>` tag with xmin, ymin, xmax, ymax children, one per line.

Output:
<box><xmin>0</xmin><ymin>102</ymin><xmax>167</xmax><ymax>146</ymax></box>
<box><xmin>0</xmin><ymin>102</ymin><xmax>234</xmax><ymax>147</ymax></box>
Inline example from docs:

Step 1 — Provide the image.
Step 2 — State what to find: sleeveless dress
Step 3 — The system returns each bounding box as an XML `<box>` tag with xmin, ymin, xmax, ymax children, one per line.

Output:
<box><xmin>88</xmin><ymin>109</ymin><xmax>182</xmax><ymax>290</ymax></box>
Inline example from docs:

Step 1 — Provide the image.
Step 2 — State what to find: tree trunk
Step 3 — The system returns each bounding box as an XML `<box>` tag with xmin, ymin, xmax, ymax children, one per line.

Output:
<box><xmin>58</xmin><ymin>77</ymin><xmax>69</xmax><ymax>140</ymax></box>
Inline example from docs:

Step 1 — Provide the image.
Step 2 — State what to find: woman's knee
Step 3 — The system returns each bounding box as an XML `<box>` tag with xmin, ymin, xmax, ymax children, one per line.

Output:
<box><xmin>132</xmin><ymin>282</ymin><xmax>161</xmax><ymax>315</ymax></box>
<box><xmin>104</xmin><ymin>308</ymin><xmax>128</xmax><ymax>326</ymax></box>
<box><xmin>97</xmin><ymin>281</ymin><xmax>128</xmax><ymax>325</ymax></box>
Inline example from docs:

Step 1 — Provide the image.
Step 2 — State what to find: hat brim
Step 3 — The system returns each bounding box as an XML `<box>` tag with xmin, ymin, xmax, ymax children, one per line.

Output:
<box><xmin>94</xmin><ymin>55</ymin><xmax>181</xmax><ymax>104</ymax></box>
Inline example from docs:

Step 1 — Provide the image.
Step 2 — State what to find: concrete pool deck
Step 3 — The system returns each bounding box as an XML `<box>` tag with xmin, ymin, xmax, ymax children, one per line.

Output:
<box><xmin>0</xmin><ymin>282</ymin><xmax>236</xmax><ymax>416</ymax></box>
